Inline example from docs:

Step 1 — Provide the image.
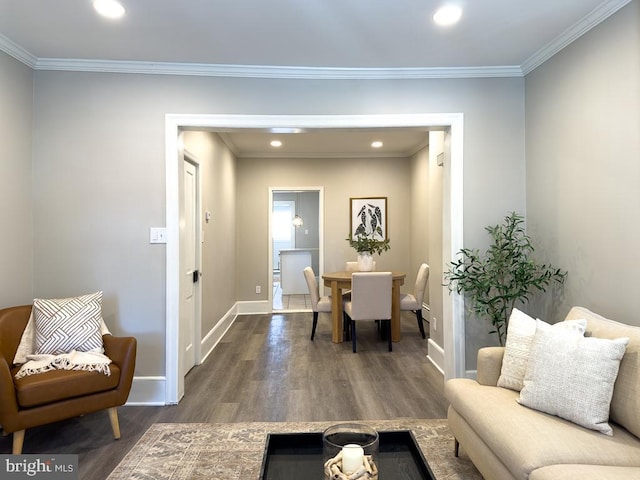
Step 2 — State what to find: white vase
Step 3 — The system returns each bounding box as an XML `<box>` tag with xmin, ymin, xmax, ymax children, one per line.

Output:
<box><xmin>357</xmin><ymin>252</ymin><xmax>374</xmax><ymax>271</ymax></box>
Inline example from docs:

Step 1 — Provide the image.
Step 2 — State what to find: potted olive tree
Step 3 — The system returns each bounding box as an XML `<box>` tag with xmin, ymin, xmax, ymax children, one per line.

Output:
<box><xmin>444</xmin><ymin>212</ymin><xmax>566</xmax><ymax>345</ymax></box>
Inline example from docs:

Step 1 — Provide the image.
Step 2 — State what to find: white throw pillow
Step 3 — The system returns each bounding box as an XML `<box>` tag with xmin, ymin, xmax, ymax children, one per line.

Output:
<box><xmin>33</xmin><ymin>291</ymin><xmax>105</xmax><ymax>356</ymax></box>
<box><xmin>497</xmin><ymin>309</ymin><xmax>587</xmax><ymax>391</ymax></box>
<box><xmin>518</xmin><ymin>320</ymin><xmax>629</xmax><ymax>435</ymax></box>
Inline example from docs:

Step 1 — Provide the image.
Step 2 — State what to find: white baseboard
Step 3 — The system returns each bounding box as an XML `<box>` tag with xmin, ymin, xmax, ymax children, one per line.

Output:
<box><xmin>236</xmin><ymin>300</ymin><xmax>270</xmax><ymax>315</ymax></box>
<box><xmin>126</xmin><ymin>376</ymin><xmax>166</xmax><ymax>405</ymax></box>
<box><xmin>200</xmin><ymin>306</ymin><xmax>237</xmax><ymax>363</ymax></box>
<box><xmin>427</xmin><ymin>338</ymin><xmax>445</xmax><ymax>375</ymax></box>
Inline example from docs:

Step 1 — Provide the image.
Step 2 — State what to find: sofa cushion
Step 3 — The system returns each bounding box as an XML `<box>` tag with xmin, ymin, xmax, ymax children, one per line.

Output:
<box><xmin>497</xmin><ymin>309</ymin><xmax>586</xmax><ymax>391</ymax></box>
<box><xmin>564</xmin><ymin>307</ymin><xmax>640</xmax><ymax>438</ymax></box>
<box><xmin>12</xmin><ymin>363</ymin><xmax>120</xmax><ymax>408</ymax></box>
<box><xmin>529</xmin><ymin>464</ymin><xmax>640</xmax><ymax>480</ymax></box>
<box><xmin>445</xmin><ymin>379</ymin><xmax>640</xmax><ymax>480</ymax></box>
<box><xmin>518</xmin><ymin>320</ymin><xmax>628</xmax><ymax>435</ymax></box>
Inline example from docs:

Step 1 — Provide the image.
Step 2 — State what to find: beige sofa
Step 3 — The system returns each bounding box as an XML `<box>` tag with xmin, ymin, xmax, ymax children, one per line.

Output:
<box><xmin>445</xmin><ymin>307</ymin><xmax>640</xmax><ymax>480</ymax></box>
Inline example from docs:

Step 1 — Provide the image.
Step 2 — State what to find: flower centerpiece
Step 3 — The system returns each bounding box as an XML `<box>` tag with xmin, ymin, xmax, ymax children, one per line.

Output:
<box><xmin>346</xmin><ymin>233</ymin><xmax>391</xmax><ymax>256</ymax></box>
<box><xmin>346</xmin><ymin>233</ymin><xmax>390</xmax><ymax>271</ymax></box>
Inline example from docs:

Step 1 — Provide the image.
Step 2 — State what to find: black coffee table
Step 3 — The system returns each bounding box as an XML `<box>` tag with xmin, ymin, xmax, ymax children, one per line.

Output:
<box><xmin>259</xmin><ymin>430</ymin><xmax>435</xmax><ymax>479</ymax></box>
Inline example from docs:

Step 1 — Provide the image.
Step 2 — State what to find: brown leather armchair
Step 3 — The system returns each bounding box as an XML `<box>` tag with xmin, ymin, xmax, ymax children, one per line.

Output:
<box><xmin>0</xmin><ymin>305</ymin><xmax>136</xmax><ymax>454</ymax></box>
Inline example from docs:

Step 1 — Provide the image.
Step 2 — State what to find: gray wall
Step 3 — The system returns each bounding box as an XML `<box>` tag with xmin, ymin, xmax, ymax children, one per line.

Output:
<box><xmin>409</xmin><ymin>145</ymin><xmax>432</xmax><ymax>316</ymax></box>
<box><xmin>0</xmin><ymin>53</ymin><xmax>33</xmax><ymax>307</ymax></box>
<box><xmin>410</xmin><ymin>135</ymin><xmax>446</xmax><ymax>350</ymax></box>
<box><xmin>525</xmin><ymin>0</ymin><xmax>640</xmax><ymax>326</ymax></box>
<box><xmin>5</xmin><ymin>64</ymin><xmax>525</xmax><ymax>377</ymax></box>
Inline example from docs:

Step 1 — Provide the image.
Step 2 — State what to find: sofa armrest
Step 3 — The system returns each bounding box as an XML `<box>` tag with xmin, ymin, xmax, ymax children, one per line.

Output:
<box><xmin>103</xmin><ymin>334</ymin><xmax>137</xmax><ymax>404</ymax></box>
<box><xmin>476</xmin><ymin>347</ymin><xmax>505</xmax><ymax>386</ymax></box>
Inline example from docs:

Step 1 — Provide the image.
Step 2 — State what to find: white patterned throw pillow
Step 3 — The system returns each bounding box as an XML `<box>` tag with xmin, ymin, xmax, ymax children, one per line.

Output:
<box><xmin>497</xmin><ymin>309</ymin><xmax>587</xmax><ymax>391</ymax></box>
<box><xmin>518</xmin><ymin>319</ymin><xmax>629</xmax><ymax>435</ymax></box>
<box><xmin>33</xmin><ymin>291</ymin><xmax>104</xmax><ymax>355</ymax></box>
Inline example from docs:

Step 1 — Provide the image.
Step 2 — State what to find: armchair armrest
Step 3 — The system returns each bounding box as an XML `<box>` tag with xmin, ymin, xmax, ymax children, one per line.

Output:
<box><xmin>103</xmin><ymin>335</ymin><xmax>137</xmax><ymax>404</ymax></box>
<box><xmin>476</xmin><ymin>347</ymin><xmax>505</xmax><ymax>386</ymax></box>
<box><xmin>0</xmin><ymin>356</ymin><xmax>20</xmax><ymax>432</ymax></box>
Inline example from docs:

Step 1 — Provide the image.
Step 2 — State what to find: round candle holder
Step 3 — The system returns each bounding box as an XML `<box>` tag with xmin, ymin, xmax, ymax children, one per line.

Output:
<box><xmin>322</xmin><ymin>423</ymin><xmax>379</xmax><ymax>479</ymax></box>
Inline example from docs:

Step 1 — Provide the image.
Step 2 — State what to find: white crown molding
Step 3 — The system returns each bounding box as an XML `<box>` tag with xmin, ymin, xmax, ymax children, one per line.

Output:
<box><xmin>0</xmin><ymin>33</ymin><xmax>37</xmax><ymax>67</ymax></box>
<box><xmin>521</xmin><ymin>0</ymin><xmax>632</xmax><ymax>75</ymax></box>
<box><xmin>33</xmin><ymin>58</ymin><xmax>523</xmax><ymax>79</ymax></box>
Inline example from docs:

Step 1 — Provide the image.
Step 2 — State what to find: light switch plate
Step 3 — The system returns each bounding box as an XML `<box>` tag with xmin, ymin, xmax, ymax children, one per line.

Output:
<box><xmin>150</xmin><ymin>227</ymin><xmax>167</xmax><ymax>244</ymax></box>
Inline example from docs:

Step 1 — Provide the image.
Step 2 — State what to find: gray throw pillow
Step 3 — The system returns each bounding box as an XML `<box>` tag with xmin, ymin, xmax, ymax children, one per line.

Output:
<box><xmin>518</xmin><ymin>320</ymin><xmax>628</xmax><ymax>435</ymax></box>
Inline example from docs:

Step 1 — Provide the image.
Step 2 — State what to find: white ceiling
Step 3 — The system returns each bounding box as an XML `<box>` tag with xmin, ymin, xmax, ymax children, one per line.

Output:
<box><xmin>0</xmin><ymin>0</ymin><xmax>630</xmax><ymax>72</ymax></box>
<box><xmin>0</xmin><ymin>0</ymin><xmax>630</xmax><ymax>158</ymax></box>
<box><xmin>210</xmin><ymin>128</ymin><xmax>432</xmax><ymax>159</ymax></box>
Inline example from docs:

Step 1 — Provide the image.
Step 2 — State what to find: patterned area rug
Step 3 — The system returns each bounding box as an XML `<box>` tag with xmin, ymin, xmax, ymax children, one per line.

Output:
<box><xmin>106</xmin><ymin>419</ymin><xmax>482</xmax><ymax>480</ymax></box>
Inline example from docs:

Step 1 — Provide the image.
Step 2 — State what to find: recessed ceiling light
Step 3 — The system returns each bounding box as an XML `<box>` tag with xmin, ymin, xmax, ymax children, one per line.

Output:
<box><xmin>371</xmin><ymin>141</ymin><xmax>383</xmax><ymax>148</ymax></box>
<box><xmin>433</xmin><ymin>5</ymin><xmax>462</xmax><ymax>26</ymax></box>
<box><xmin>93</xmin><ymin>0</ymin><xmax>125</xmax><ymax>19</ymax></box>
<box><xmin>270</xmin><ymin>140</ymin><xmax>282</xmax><ymax>147</ymax></box>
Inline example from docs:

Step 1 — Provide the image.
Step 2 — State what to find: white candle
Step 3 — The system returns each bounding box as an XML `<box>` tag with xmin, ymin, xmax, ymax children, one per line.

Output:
<box><xmin>341</xmin><ymin>444</ymin><xmax>364</xmax><ymax>474</ymax></box>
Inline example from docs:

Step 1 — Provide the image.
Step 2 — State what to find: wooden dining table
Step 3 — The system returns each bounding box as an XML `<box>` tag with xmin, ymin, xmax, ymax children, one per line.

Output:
<box><xmin>322</xmin><ymin>270</ymin><xmax>406</xmax><ymax>344</ymax></box>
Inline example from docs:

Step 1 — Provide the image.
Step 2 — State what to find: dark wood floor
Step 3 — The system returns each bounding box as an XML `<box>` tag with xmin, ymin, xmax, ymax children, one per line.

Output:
<box><xmin>1</xmin><ymin>311</ymin><xmax>449</xmax><ymax>480</ymax></box>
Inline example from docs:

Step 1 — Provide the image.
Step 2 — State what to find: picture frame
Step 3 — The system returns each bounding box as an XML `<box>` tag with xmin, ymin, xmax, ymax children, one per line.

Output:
<box><xmin>350</xmin><ymin>197</ymin><xmax>388</xmax><ymax>240</ymax></box>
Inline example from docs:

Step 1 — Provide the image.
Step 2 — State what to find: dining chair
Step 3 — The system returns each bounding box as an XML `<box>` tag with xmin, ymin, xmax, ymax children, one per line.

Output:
<box><xmin>345</xmin><ymin>261</ymin><xmax>376</xmax><ymax>271</ymax></box>
<box><xmin>400</xmin><ymin>263</ymin><xmax>430</xmax><ymax>339</ymax></box>
<box><xmin>303</xmin><ymin>266</ymin><xmax>332</xmax><ymax>340</ymax></box>
<box><xmin>342</xmin><ymin>261</ymin><xmax>376</xmax><ymax>304</ymax></box>
<box><xmin>343</xmin><ymin>272</ymin><xmax>392</xmax><ymax>353</ymax></box>
<box><xmin>345</xmin><ymin>261</ymin><xmax>358</xmax><ymax>271</ymax></box>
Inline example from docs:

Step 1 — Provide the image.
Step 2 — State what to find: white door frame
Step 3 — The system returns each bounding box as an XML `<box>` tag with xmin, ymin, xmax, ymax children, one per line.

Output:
<box><xmin>165</xmin><ymin>113</ymin><xmax>465</xmax><ymax>404</ymax></box>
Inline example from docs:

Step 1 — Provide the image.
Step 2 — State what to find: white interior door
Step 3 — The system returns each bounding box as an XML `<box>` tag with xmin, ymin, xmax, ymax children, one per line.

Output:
<box><xmin>180</xmin><ymin>159</ymin><xmax>199</xmax><ymax>378</ymax></box>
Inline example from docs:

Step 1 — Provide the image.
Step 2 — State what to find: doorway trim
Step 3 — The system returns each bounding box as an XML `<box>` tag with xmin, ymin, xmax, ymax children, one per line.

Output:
<box><xmin>165</xmin><ymin>113</ymin><xmax>464</xmax><ymax>404</ymax></box>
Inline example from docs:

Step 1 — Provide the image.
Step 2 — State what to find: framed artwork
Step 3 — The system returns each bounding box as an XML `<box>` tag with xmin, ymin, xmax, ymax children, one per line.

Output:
<box><xmin>350</xmin><ymin>197</ymin><xmax>387</xmax><ymax>240</ymax></box>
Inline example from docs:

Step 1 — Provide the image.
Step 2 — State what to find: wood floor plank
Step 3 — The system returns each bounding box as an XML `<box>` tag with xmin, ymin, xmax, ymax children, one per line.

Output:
<box><xmin>0</xmin><ymin>311</ymin><xmax>448</xmax><ymax>480</ymax></box>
